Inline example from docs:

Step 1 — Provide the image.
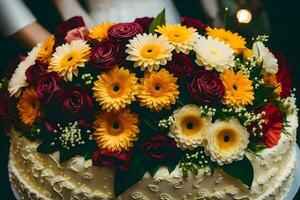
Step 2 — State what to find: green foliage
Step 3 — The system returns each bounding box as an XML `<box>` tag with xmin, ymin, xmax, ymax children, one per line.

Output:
<box><xmin>220</xmin><ymin>156</ymin><xmax>254</xmax><ymax>188</ymax></box>
<box><xmin>149</xmin><ymin>9</ymin><xmax>166</xmax><ymax>34</ymax></box>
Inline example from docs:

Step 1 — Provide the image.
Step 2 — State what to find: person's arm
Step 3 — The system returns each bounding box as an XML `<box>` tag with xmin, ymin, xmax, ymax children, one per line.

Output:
<box><xmin>0</xmin><ymin>0</ymin><xmax>50</xmax><ymax>48</ymax></box>
<box><xmin>53</xmin><ymin>0</ymin><xmax>95</xmax><ymax>28</ymax></box>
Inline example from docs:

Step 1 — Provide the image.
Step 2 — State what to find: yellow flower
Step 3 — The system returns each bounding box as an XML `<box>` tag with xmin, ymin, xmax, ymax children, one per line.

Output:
<box><xmin>89</xmin><ymin>22</ymin><xmax>115</xmax><ymax>41</ymax></box>
<box><xmin>205</xmin><ymin>118</ymin><xmax>249</xmax><ymax>165</ymax></box>
<box><xmin>93</xmin><ymin>67</ymin><xmax>138</xmax><ymax>112</ymax></box>
<box><xmin>220</xmin><ymin>69</ymin><xmax>254</xmax><ymax>107</ymax></box>
<box><xmin>169</xmin><ymin>105</ymin><xmax>211</xmax><ymax>149</ymax></box>
<box><xmin>206</xmin><ymin>27</ymin><xmax>246</xmax><ymax>54</ymax></box>
<box><xmin>126</xmin><ymin>33</ymin><xmax>174</xmax><ymax>72</ymax></box>
<box><xmin>263</xmin><ymin>73</ymin><xmax>282</xmax><ymax>97</ymax></box>
<box><xmin>17</xmin><ymin>87</ymin><xmax>42</xmax><ymax>126</ymax></box>
<box><xmin>37</xmin><ymin>35</ymin><xmax>55</xmax><ymax>64</ymax></box>
<box><xmin>48</xmin><ymin>40</ymin><xmax>91</xmax><ymax>81</ymax></box>
<box><xmin>156</xmin><ymin>24</ymin><xmax>198</xmax><ymax>54</ymax></box>
<box><xmin>137</xmin><ymin>68</ymin><xmax>179</xmax><ymax>111</ymax></box>
<box><xmin>93</xmin><ymin>109</ymin><xmax>139</xmax><ymax>152</ymax></box>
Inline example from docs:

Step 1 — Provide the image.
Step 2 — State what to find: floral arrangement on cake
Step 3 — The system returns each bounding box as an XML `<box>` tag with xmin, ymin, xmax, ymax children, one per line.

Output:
<box><xmin>0</xmin><ymin>10</ymin><xmax>297</xmax><ymax>196</ymax></box>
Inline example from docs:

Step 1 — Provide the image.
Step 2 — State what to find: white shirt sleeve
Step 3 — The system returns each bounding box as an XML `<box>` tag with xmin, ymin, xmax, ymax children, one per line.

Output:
<box><xmin>0</xmin><ymin>0</ymin><xmax>37</xmax><ymax>36</ymax></box>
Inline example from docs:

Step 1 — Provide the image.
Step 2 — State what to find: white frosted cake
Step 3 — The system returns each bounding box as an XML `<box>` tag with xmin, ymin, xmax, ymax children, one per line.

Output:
<box><xmin>8</xmin><ymin>111</ymin><xmax>298</xmax><ymax>200</ymax></box>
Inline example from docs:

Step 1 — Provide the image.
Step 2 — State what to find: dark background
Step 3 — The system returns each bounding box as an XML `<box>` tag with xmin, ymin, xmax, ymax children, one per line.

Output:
<box><xmin>0</xmin><ymin>0</ymin><xmax>299</xmax><ymax>199</ymax></box>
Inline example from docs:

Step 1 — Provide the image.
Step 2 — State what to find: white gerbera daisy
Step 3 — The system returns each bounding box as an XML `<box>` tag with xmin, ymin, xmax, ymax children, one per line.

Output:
<box><xmin>48</xmin><ymin>40</ymin><xmax>91</xmax><ymax>81</ymax></box>
<box><xmin>156</xmin><ymin>24</ymin><xmax>198</xmax><ymax>54</ymax></box>
<box><xmin>194</xmin><ymin>36</ymin><xmax>235</xmax><ymax>72</ymax></box>
<box><xmin>252</xmin><ymin>41</ymin><xmax>278</xmax><ymax>74</ymax></box>
<box><xmin>8</xmin><ymin>45</ymin><xmax>41</xmax><ymax>97</ymax></box>
<box><xmin>205</xmin><ymin>118</ymin><xmax>249</xmax><ymax>165</ymax></box>
<box><xmin>125</xmin><ymin>33</ymin><xmax>174</xmax><ymax>72</ymax></box>
<box><xmin>169</xmin><ymin>104</ymin><xmax>211</xmax><ymax>150</ymax></box>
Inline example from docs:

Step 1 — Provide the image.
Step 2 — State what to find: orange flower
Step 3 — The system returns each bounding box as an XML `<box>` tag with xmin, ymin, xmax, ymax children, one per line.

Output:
<box><xmin>17</xmin><ymin>87</ymin><xmax>42</xmax><ymax>126</ymax></box>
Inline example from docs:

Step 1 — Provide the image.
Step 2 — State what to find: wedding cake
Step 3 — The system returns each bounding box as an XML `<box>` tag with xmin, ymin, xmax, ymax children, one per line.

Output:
<box><xmin>2</xmin><ymin>13</ymin><xmax>298</xmax><ymax>200</ymax></box>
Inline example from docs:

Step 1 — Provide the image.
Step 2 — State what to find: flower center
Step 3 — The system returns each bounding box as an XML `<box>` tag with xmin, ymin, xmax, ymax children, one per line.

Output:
<box><xmin>113</xmin><ymin>84</ymin><xmax>120</xmax><ymax>92</ymax></box>
<box><xmin>112</xmin><ymin>121</ymin><xmax>120</xmax><ymax>129</ymax></box>
<box><xmin>141</xmin><ymin>44</ymin><xmax>160</xmax><ymax>59</ymax></box>
<box><xmin>233</xmin><ymin>84</ymin><xmax>238</xmax><ymax>90</ymax></box>
<box><xmin>216</xmin><ymin>128</ymin><xmax>239</xmax><ymax>150</ymax></box>
<box><xmin>181</xmin><ymin>116</ymin><xmax>203</xmax><ymax>137</ymax></box>
<box><xmin>155</xmin><ymin>85</ymin><xmax>160</xmax><ymax>91</ymax></box>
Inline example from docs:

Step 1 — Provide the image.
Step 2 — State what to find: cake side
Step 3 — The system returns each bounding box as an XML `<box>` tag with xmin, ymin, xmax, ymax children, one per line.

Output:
<box><xmin>8</xmin><ymin>112</ymin><xmax>298</xmax><ymax>200</ymax></box>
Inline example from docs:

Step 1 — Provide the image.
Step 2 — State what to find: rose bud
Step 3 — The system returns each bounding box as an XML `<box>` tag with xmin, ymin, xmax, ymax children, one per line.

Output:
<box><xmin>92</xmin><ymin>149</ymin><xmax>132</xmax><ymax>171</ymax></box>
<box><xmin>167</xmin><ymin>53</ymin><xmax>195</xmax><ymax>78</ymax></box>
<box><xmin>108</xmin><ymin>22</ymin><xmax>143</xmax><ymax>40</ymax></box>
<box><xmin>90</xmin><ymin>40</ymin><xmax>125</xmax><ymax>69</ymax></box>
<box><xmin>181</xmin><ymin>16</ymin><xmax>207</xmax><ymax>32</ymax></box>
<box><xmin>25</xmin><ymin>61</ymin><xmax>47</xmax><ymax>85</ymax></box>
<box><xmin>189</xmin><ymin>70</ymin><xmax>225</xmax><ymax>104</ymax></box>
<box><xmin>65</xmin><ymin>26</ymin><xmax>89</xmax><ymax>43</ymax></box>
<box><xmin>37</xmin><ymin>72</ymin><xmax>65</xmax><ymax>104</ymax></box>
<box><xmin>134</xmin><ymin>17</ymin><xmax>154</xmax><ymax>33</ymax></box>
<box><xmin>60</xmin><ymin>87</ymin><xmax>93</xmax><ymax>120</ymax></box>
<box><xmin>140</xmin><ymin>134</ymin><xmax>179</xmax><ymax>160</ymax></box>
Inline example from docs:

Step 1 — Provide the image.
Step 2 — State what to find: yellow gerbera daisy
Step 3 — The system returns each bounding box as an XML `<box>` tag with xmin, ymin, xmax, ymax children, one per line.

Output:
<box><xmin>126</xmin><ymin>33</ymin><xmax>174</xmax><ymax>72</ymax></box>
<box><xmin>206</xmin><ymin>27</ymin><xmax>246</xmax><ymax>54</ymax></box>
<box><xmin>137</xmin><ymin>68</ymin><xmax>179</xmax><ymax>111</ymax></box>
<box><xmin>93</xmin><ymin>109</ymin><xmax>139</xmax><ymax>152</ymax></box>
<box><xmin>93</xmin><ymin>67</ymin><xmax>138</xmax><ymax>112</ymax></box>
<box><xmin>17</xmin><ymin>87</ymin><xmax>42</xmax><ymax>126</ymax></box>
<box><xmin>220</xmin><ymin>69</ymin><xmax>254</xmax><ymax>107</ymax></box>
<box><xmin>89</xmin><ymin>22</ymin><xmax>115</xmax><ymax>41</ymax></box>
<box><xmin>169</xmin><ymin>104</ymin><xmax>212</xmax><ymax>150</ymax></box>
<box><xmin>205</xmin><ymin>118</ymin><xmax>249</xmax><ymax>165</ymax></box>
<box><xmin>156</xmin><ymin>24</ymin><xmax>198</xmax><ymax>54</ymax></box>
<box><xmin>48</xmin><ymin>40</ymin><xmax>91</xmax><ymax>81</ymax></box>
<box><xmin>37</xmin><ymin>35</ymin><xmax>55</xmax><ymax>64</ymax></box>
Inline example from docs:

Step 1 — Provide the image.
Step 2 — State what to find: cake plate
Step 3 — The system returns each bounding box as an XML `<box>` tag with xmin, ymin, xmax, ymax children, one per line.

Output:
<box><xmin>11</xmin><ymin>145</ymin><xmax>300</xmax><ymax>200</ymax></box>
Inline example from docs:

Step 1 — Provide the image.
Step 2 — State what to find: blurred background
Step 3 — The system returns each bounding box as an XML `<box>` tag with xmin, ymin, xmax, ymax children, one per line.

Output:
<box><xmin>0</xmin><ymin>0</ymin><xmax>299</xmax><ymax>199</ymax></box>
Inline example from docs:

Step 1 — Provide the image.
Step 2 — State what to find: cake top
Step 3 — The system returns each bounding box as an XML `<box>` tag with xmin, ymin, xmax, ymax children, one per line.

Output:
<box><xmin>0</xmin><ymin>10</ymin><xmax>297</xmax><ymax>196</ymax></box>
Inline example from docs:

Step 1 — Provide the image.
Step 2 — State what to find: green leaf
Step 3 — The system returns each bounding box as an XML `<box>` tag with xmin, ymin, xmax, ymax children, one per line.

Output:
<box><xmin>114</xmin><ymin>150</ymin><xmax>146</xmax><ymax>197</ymax></box>
<box><xmin>149</xmin><ymin>9</ymin><xmax>166</xmax><ymax>34</ymax></box>
<box><xmin>142</xmin><ymin>118</ymin><xmax>159</xmax><ymax>132</ymax></box>
<box><xmin>167</xmin><ymin>159</ymin><xmax>178</xmax><ymax>174</ymax></box>
<box><xmin>37</xmin><ymin>138</ymin><xmax>57</xmax><ymax>154</ymax></box>
<box><xmin>252</xmin><ymin>86</ymin><xmax>274</xmax><ymax>109</ymax></box>
<box><xmin>220</xmin><ymin>156</ymin><xmax>254</xmax><ymax>188</ymax></box>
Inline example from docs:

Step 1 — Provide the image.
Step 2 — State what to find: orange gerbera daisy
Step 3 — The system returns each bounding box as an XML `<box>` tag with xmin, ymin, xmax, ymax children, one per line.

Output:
<box><xmin>17</xmin><ymin>87</ymin><xmax>42</xmax><ymax>126</ymax></box>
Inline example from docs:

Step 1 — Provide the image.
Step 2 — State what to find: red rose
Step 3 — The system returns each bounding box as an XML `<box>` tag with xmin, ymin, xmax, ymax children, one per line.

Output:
<box><xmin>25</xmin><ymin>61</ymin><xmax>47</xmax><ymax>85</ymax></box>
<box><xmin>0</xmin><ymin>91</ymin><xmax>12</xmax><ymax>119</ymax></box>
<box><xmin>167</xmin><ymin>53</ymin><xmax>195</xmax><ymax>78</ymax></box>
<box><xmin>134</xmin><ymin>17</ymin><xmax>154</xmax><ymax>32</ymax></box>
<box><xmin>275</xmin><ymin>53</ymin><xmax>292</xmax><ymax>98</ymax></box>
<box><xmin>189</xmin><ymin>70</ymin><xmax>225</xmax><ymax>104</ymax></box>
<box><xmin>60</xmin><ymin>87</ymin><xmax>93</xmax><ymax>120</ymax></box>
<box><xmin>90</xmin><ymin>40</ymin><xmax>125</xmax><ymax>69</ymax></box>
<box><xmin>92</xmin><ymin>149</ymin><xmax>132</xmax><ymax>171</ymax></box>
<box><xmin>140</xmin><ymin>134</ymin><xmax>179</xmax><ymax>160</ymax></box>
<box><xmin>55</xmin><ymin>16</ymin><xmax>86</xmax><ymax>45</ymax></box>
<box><xmin>65</xmin><ymin>26</ymin><xmax>89</xmax><ymax>43</ymax></box>
<box><xmin>181</xmin><ymin>17</ymin><xmax>207</xmax><ymax>32</ymax></box>
<box><xmin>108</xmin><ymin>22</ymin><xmax>143</xmax><ymax>40</ymax></box>
<box><xmin>37</xmin><ymin>72</ymin><xmax>65</xmax><ymax>104</ymax></box>
<box><xmin>262</xmin><ymin>103</ymin><xmax>283</xmax><ymax>148</ymax></box>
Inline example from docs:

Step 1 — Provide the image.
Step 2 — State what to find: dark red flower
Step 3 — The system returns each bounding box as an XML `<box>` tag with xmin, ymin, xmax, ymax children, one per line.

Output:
<box><xmin>140</xmin><ymin>134</ymin><xmax>179</xmax><ymax>160</ymax></box>
<box><xmin>25</xmin><ymin>61</ymin><xmax>47</xmax><ymax>85</ymax></box>
<box><xmin>55</xmin><ymin>16</ymin><xmax>86</xmax><ymax>45</ymax></box>
<box><xmin>65</xmin><ymin>26</ymin><xmax>89</xmax><ymax>42</ymax></box>
<box><xmin>189</xmin><ymin>70</ymin><xmax>225</xmax><ymax>104</ymax></box>
<box><xmin>108</xmin><ymin>22</ymin><xmax>143</xmax><ymax>40</ymax></box>
<box><xmin>0</xmin><ymin>91</ymin><xmax>12</xmax><ymax>119</ymax></box>
<box><xmin>60</xmin><ymin>87</ymin><xmax>93</xmax><ymax>120</ymax></box>
<box><xmin>181</xmin><ymin>17</ymin><xmax>207</xmax><ymax>32</ymax></box>
<box><xmin>90</xmin><ymin>40</ymin><xmax>125</xmax><ymax>69</ymax></box>
<box><xmin>275</xmin><ymin>53</ymin><xmax>292</xmax><ymax>98</ymax></box>
<box><xmin>36</xmin><ymin>72</ymin><xmax>65</xmax><ymax>104</ymax></box>
<box><xmin>134</xmin><ymin>17</ymin><xmax>154</xmax><ymax>32</ymax></box>
<box><xmin>167</xmin><ymin>53</ymin><xmax>195</xmax><ymax>78</ymax></box>
<box><xmin>262</xmin><ymin>103</ymin><xmax>283</xmax><ymax>148</ymax></box>
<box><xmin>92</xmin><ymin>149</ymin><xmax>132</xmax><ymax>171</ymax></box>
